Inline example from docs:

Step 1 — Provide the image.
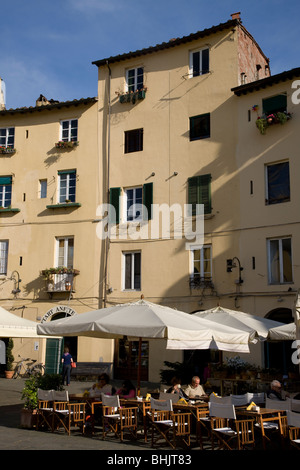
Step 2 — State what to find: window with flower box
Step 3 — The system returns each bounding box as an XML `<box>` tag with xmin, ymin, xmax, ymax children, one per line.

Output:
<box><xmin>55</xmin><ymin>119</ymin><xmax>78</xmax><ymax>148</ymax></box>
<box><xmin>0</xmin><ymin>127</ymin><xmax>15</xmax><ymax>154</ymax></box>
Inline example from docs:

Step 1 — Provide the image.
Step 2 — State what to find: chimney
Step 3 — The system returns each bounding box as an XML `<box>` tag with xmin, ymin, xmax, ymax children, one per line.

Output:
<box><xmin>36</xmin><ymin>94</ymin><xmax>50</xmax><ymax>107</ymax></box>
<box><xmin>231</xmin><ymin>12</ymin><xmax>241</xmax><ymax>20</ymax></box>
<box><xmin>0</xmin><ymin>78</ymin><xmax>6</xmax><ymax>110</ymax></box>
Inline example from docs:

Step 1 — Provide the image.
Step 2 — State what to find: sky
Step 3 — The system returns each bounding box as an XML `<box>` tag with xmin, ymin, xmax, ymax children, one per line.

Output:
<box><xmin>1</xmin><ymin>0</ymin><xmax>300</xmax><ymax>110</ymax></box>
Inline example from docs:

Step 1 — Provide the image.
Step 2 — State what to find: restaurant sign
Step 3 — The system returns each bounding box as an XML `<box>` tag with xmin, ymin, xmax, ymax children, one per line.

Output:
<box><xmin>41</xmin><ymin>305</ymin><xmax>77</xmax><ymax>323</ymax></box>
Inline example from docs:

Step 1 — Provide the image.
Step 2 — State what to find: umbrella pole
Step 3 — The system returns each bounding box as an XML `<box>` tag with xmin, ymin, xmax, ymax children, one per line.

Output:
<box><xmin>137</xmin><ymin>337</ymin><xmax>142</xmax><ymax>396</ymax></box>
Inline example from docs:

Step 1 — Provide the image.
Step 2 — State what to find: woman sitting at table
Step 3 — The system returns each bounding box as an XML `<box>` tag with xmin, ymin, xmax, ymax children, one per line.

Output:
<box><xmin>117</xmin><ymin>380</ymin><xmax>136</xmax><ymax>399</ymax></box>
<box><xmin>166</xmin><ymin>377</ymin><xmax>188</xmax><ymax>399</ymax></box>
<box><xmin>89</xmin><ymin>373</ymin><xmax>115</xmax><ymax>397</ymax></box>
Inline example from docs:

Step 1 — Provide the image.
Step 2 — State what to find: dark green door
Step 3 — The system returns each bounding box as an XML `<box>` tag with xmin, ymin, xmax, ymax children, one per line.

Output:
<box><xmin>45</xmin><ymin>338</ymin><xmax>64</xmax><ymax>374</ymax></box>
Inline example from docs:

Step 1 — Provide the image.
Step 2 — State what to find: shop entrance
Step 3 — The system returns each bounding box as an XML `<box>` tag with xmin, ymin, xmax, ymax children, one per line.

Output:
<box><xmin>114</xmin><ymin>338</ymin><xmax>149</xmax><ymax>381</ymax></box>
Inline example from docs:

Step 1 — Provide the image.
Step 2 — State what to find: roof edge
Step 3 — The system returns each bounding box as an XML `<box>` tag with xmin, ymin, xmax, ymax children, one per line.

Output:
<box><xmin>232</xmin><ymin>67</ymin><xmax>300</xmax><ymax>95</ymax></box>
<box><xmin>0</xmin><ymin>97</ymin><xmax>97</xmax><ymax>116</ymax></box>
<box><xmin>92</xmin><ymin>18</ymin><xmax>240</xmax><ymax>67</ymax></box>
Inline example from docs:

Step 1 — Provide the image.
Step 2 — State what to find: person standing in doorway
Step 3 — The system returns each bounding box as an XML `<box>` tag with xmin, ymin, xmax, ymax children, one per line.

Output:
<box><xmin>61</xmin><ymin>347</ymin><xmax>73</xmax><ymax>386</ymax></box>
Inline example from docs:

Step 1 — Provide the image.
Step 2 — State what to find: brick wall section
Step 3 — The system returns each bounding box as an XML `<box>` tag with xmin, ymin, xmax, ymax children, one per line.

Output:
<box><xmin>237</xmin><ymin>23</ymin><xmax>270</xmax><ymax>85</ymax></box>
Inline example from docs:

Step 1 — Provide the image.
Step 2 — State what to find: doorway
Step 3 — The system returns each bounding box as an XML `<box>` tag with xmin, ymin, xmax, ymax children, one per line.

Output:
<box><xmin>264</xmin><ymin>307</ymin><xmax>295</xmax><ymax>375</ymax></box>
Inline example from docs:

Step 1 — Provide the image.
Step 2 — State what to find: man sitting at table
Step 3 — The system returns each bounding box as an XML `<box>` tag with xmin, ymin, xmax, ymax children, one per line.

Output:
<box><xmin>183</xmin><ymin>376</ymin><xmax>208</xmax><ymax>401</ymax></box>
<box><xmin>267</xmin><ymin>380</ymin><xmax>289</xmax><ymax>401</ymax></box>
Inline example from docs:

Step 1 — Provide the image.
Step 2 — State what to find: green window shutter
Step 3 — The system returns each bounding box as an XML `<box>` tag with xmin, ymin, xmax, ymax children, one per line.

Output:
<box><xmin>58</xmin><ymin>169</ymin><xmax>76</xmax><ymax>175</ymax></box>
<box><xmin>0</xmin><ymin>176</ymin><xmax>12</xmax><ymax>185</ymax></box>
<box><xmin>188</xmin><ymin>176</ymin><xmax>199</xmax><ymax>216</ymax></box>
<box><xmin>109</xmin><ymin>187</ymin><xmax>121</xmax><ymax>224</ymax></box>
<box><xmin>188</xmin><ymin>174</ymin><xmax>211</xmax><ymax>215</ymax></box>
<box><xmin>143</xmin><ymin>182</ymin><xmax>153</xmax><ymax>220</ymax></box>
<box><xmin>198</xmin><ymin>174</ymin><xmax>211</xmax><ymax>214</ymax></box>
<box><xmin>263</xmin><ymin>94</ymin><xmax>287</xmax><ymax>115</ymax></box>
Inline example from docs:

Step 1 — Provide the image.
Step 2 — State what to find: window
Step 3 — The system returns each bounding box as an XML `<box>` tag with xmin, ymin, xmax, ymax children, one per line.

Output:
<box><xmin>110</xmin><ymin>183</ymin><xmax>153</xmax><ymax>223</ymax></box>
<box><xmin>126</xmin><ymin>67</ymin><xmax>144</xmax><ymax>92</ymax></box>
<box><xmin>189</xmin><ymin>48</ymin><xmax>209</xmax><ymax>77</ymax></box>
<box><xmin>190</xmin><ymin>245</ymin><xmax>212</xmax><ymax>288</ymax></box>
<box><xmin>56</xmin><ymin>237</ymin><xmax>74</xmax><ymax>268</ymax></box>
<box><xmin>125</xmin><ymin>129</ymin><xmax>143</xmax><ymax>153</ymax></box>
<box><xmin>265</xmin><ymin>161</ymin><xmax>290</xmax><ymax>205</ymax></box>
<box><xmin>267</xmin><ymin>237</ymin><xmax>293</xmax><ymax>284</ymax></box>
<box><xmin>123</xmin><ymin>251</ymin><xmax>141</xmax><ymax>290</ymax></box>
<box><xmin>0</xmin><ymin>128</ymin><xmax>14</xmax><ymax>148</ymax></box>
<box><xmin>188</xmin><ymin>174</ymin><xmax>211</xmax><ymax>215</ymax></box>
<box><xmin>190</xmin><ymin>113</ymin><xmax>210</xmax><ymax>140</ymax></box>
<box><xmin>58</xmin><ymin>170</ymin><xmax>76</xmax><ymax>203</ymax></box>
<box><xmin>125</xmin><ymin>187</ymin><xmax>143</xmax><ymax>221</ymax></box>
<box><xmin>39</xmin><ymin>179</ymin><xmax>47</xmax><ymax>199</ymax></box>
<box><xmin>0</xmin><ymin>241</ymin><xmax>8</xmax><ymax>275</ymax></box>
<box><xmin>60</xmin><ymin>119</ymin><xmax>78</xmax><ymax>142</ymax></box>
<box><xmin>0</xmin><ymin>176</ymin><xmax>12</xmax><ymax>207</ymax></box>
<box><xmin>263</xmin><ymin>94</ymin><xmax>287</xmax><ymax>115</ymax></box>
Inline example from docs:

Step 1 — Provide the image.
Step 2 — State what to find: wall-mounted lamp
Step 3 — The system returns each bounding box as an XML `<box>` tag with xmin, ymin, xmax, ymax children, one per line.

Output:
<box><xmin>226</xmin><ymin>257</ymin><xmax>243</xmax><ymax>284</ymax></box>
<box><xmin>10</xmin><ymin>270</ymin><xmax>22</xmax><ymax>295</ymax></box>
<box><xmin>173</xmin><ymin>172</ymin><xmax>178</xmax><ymax>176</ymax></box>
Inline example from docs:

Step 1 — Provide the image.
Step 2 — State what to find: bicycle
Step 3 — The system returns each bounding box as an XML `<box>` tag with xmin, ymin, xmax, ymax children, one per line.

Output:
<box><xmin>13</xmin><ymin>356</ymin><xmax>45</xmax><ymax>379</ymax></box>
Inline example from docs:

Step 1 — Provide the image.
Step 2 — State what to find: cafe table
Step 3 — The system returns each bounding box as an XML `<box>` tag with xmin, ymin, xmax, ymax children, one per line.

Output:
<box><xmin>236</xmin><ymin>407</ymin><xmax>287</xmax><ymax>449</ymax></box>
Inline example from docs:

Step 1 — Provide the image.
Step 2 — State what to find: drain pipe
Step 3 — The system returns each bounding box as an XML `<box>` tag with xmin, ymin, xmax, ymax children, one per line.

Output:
<box><xmin>103</xmin><ymin>61</ymin><xmax>111</xmax><ymax>308</ymax></box>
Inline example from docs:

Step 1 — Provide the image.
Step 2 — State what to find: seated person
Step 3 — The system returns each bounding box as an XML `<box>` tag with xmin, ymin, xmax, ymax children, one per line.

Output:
<box><xmin>166</xmin><ymin>377</ymin><xmax>188</xmax><ymax>399</ymax></box>
<box><xmin>116</xmin><ymin>380</ymin><xmax>136</xmax><ymax>399</ymax></box>
<box><xmin>183</xmin><ymin>375</ymin><xmax>208</xmax><ymax>401</ymax></box>
<box><xmin>267</xmin><ymin>380</ymin><xmax>289</xmax><ymax>401</ymax></box>
<box><xmin>89</xmin><ymin>373</ymin><xmax>114</xmax><ymax>397</ymax></box>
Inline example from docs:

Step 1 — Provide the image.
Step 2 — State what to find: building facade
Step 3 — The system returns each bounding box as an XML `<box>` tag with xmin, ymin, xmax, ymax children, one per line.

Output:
<box><xmin>1</xmin><ymin>13</ymin><xmax>298</xmax><ymax>382</ymax></box>
<box><xmin>0</xmin><ymin>95</ymin><xmax>113</xmax><ymax>373</ymax></box>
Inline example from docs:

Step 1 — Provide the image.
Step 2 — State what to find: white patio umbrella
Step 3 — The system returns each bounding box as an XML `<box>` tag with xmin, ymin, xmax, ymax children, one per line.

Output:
<box><xmin>268</xmin><ymin>322</ymin><xmax>296</xmax><ymax>341</ymax></box>
<box><xmin>0</xmin><ymin>306</ymin><xmax>47</xmax><ymax>338</ymax></box>
<box><xmin>37</xmin><ymin>299</ymin><xmax>257</xmax><ymax>392</ymax></box>
<box><xmin>192</xmin><ymin>305</ymin><xmax>284</xmax><ymax>341</ymax></box>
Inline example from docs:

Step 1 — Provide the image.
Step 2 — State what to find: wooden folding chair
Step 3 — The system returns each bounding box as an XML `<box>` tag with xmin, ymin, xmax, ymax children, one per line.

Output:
<box><xmin>287</xmin><ymin>410</ymin><xmax>300</xmax><ymax>450</ymax></box>
<box><xmin>209</xmin><ymin>402</ymin><xmax>255</xmax><ymax>450</ymax></box>
<box><xmin>196</xmin><ymin>406</ymin><xmax>210</xmax><ymax>450</ymax></box>
<box><xmin>36</xmin><ymin>389</ymin><xmax>55</xmax><ymax>431</ymax></box>
<box><xmin>230</xmin><ymin>394</ymin><xmax>248</xmax><ymax>407</ymax></box>
<box><xmin>52</xmin><ymin>390</ymin><xmax>86</xmax><ymax>435</ymax></box>
<box><xmin>102</xmin><ymin>394</ymin><xmax>138</xmax><ymax>442</ymax></box>
<box><xmin>149</xmin><ymin>397</ymin><xmax>191</xmax><ymax>449</ymax></box>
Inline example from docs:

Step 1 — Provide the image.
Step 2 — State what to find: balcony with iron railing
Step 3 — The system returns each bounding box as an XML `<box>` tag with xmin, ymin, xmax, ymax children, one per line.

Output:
<box><xmin>189</xmin><ymin>275</ymin><xmax>214</xmax><ymax>290</ymax></box>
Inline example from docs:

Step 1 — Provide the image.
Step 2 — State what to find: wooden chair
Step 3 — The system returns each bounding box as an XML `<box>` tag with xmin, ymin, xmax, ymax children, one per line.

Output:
<box><xmin>230</xmin><ymin>394</ymin><xmax>248</xmax><ymax>407</ymax></box>
<box><xmin>36</xmin><ymin>389</ymin><xmax>55</xmax><ymax>431</ymax></box>
<box><xmin>196</xmin><ymin>406</ymin><xmax>210</xmax><ymax>449</ymax></box>
<box><xmin>52</xmin><ymin>390</ymin><xmax>86</xmax><ymax>435</ymax></box>
<box><xmin>149</xmin><ymin>398</ymin><xmax>191</xmax><ymax>449</ymax></box>
<box><xmin>265</xmin><ymin>397</ymin><xmax>291</xmax><ymax>411</ymax></box>
<box><xmin>209</xmin><ymin>394</ymin><xmax>232</xmax><ymax>404</ymax></box>
<box><xmin>102</xmin><ymin>394</ymin><xmax>138</xmax><ymax>442</ymax></box>
<box><xmin>287</xmin><ymin>410</ymin><xmax>300</xmax><ymax>450</ymax></box>
<box><xmin>246</xmin><ymin>392</ymin><xmax>265</xmax><ymax>405</ymax></box>
<box><xmin>209</xmin><ymin>402</ymin><xmax>255</xmax><ymax>450</ymax></box>
<box><xmin>159</xmin><ymin>392</ymin><xmax>180</xmax><ymax>403</ymax></box>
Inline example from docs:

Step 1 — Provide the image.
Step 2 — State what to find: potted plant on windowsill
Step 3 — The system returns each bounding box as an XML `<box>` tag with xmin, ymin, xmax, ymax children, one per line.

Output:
<box><xmin>55</xmin><ymin>141</ymin><xmax>79</xmax><ymax>149</ymax></box>
<box><xmin>256</xmin><ymin>111</ymin><xmax>292</xmax><ymax>134</ymax></box>
<box><xmin>5</xmin><ymin>338</ymin><xmax>14</xmax><ymax>379</ymax></box>
<box><xmin>0</xmin><ymin>146</ymin><xmax>16</xmax><ymax>155</ymax></box>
